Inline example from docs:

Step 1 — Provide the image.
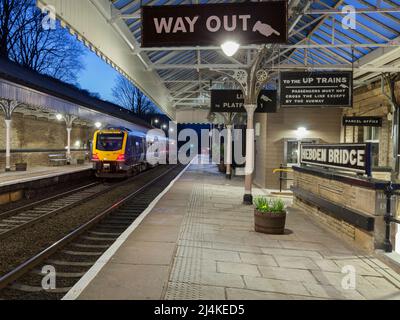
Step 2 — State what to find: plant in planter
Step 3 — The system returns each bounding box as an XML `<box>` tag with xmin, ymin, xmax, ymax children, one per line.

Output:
<box><xmin>253</xmin><ymin>197</ymin><xmax>286</xmax><ymax>235</ymax></box>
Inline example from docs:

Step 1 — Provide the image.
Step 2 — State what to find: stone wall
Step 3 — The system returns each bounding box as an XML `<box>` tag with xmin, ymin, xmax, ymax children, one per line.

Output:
<box><xmin>342</xmin><ymin>81</ymin><xmax>395</xmax><ymax>168</ymax></box>
<box><xmin>293</xmin><ymin>170</ymin><xmax>387</xmax><ymax>253</ymax></box>
<box><xmin>0</xmin><ymin>112</ymin><xmax>94</xmax><ymax>170</ymax></box>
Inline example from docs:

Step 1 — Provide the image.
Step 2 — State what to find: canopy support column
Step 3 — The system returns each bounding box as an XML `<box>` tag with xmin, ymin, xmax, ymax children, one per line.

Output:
<box><xmin>0</xmin><ymin>100</ymin><xmax>21</xmax><ymax>172</ymax></box>
<box><xmin>5</xmin><ymin>119</ymin><xmax>11</xmax><ymax>172</ymax></box>
<box><xmin>226</xmin><ymin>124</ymin><xmax>233</xmax><ymax>179</ymax></box>
<box><xmin>243</xmin><ymin>104</ymin><xmax>257</xmax><ymax>205</ymax></box>
<box><xmin>63</xmin><ymin>115</ymin><xmax>77</xmax><ymax>165</ymax></box>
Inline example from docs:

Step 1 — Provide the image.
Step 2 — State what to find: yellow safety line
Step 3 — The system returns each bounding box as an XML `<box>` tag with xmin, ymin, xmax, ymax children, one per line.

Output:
<box><xmin>273</xmin><ymin>168</ymin><xmax>293</xmax><ymax>174</ymax></box>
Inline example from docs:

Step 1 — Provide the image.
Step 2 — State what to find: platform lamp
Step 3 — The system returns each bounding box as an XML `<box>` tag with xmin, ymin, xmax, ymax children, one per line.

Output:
<box><xmin>151</xmin><ymin>118</ymin><xmax>160</xmax><ymax>127</ymax></box>
<box><xmin>95</xmin><ymin>122</ymin><xmax>102</xmax><ymax>129</ymax></box>
<box><xmin>221</xmin><ymin>41</ymin><xmax>240</xmax><ymax>57</ymax></box>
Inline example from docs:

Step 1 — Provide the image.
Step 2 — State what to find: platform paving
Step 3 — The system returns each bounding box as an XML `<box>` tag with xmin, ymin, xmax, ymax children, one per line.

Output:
<box><xmin>0</xmin><ymin>164</ymin><xmax>92</xmax><ymax>187</ymax></box>
<box><xmin>74</xmin><ymin>161</ymin><xmax>400</xmax><ymax>300</ymax></box>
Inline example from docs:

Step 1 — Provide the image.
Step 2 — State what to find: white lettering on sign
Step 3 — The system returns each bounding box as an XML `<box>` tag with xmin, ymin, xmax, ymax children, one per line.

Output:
<box><xmin>153</xmin><ymin>14</ymin><xmax>277</xmax><ymax>37</ymax></box>
<box><xmin>304</xmin><ymin>148</ymin><xmax>365</xmax><ymax>167</ymax></box>
<box><xmin>223</xmin><ymin>102</ymin><xmax>243</xmax><ymax>109</ymax></box>
<box><xmin>302</xmin><ymin>148</ymin><xmax>327</xmax><ymax>162</ymax></box>
<box><xmin>154</xmin><ymin>16</ymin><xmax>199</xmax><ymax>34</ymax></box>
<box><xmin>206</xmin><ymin>16</ymin><xmax>221</xmax><ymax>32</ymax></box>
<box><xmin>239</xmin><ymin>15</ymin><xmax>251</xmax><ymax>31</ymax></box>
<box><xmin>301</xmin><ymin>77</ymin><xmax>348</xmax><ymax>84</ymax></box>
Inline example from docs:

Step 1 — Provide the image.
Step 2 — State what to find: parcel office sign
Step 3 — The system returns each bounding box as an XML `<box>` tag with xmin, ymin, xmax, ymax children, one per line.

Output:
<box><xmin>343</xmin><ymin>117</ymin><xmax>382</xmax><ymax>127</ymax></box>
<box><xmin>280</xmin><ymin>71</ymin><xmax>353</xmax><ymax>108</ymax></box>
<box><xmin>300</xmin><ymin>143</ymin><xmax>372</xmax><ymax>176</ymax></box>
<box><xmin>210</xmin><ymin>90</ymin><xmax>278</xmax><ymax>113</ymax></box>
<box><xmin>141</xmin><ymin>2</ymin><xmax>288</xmax><ymax>47</ymax></box>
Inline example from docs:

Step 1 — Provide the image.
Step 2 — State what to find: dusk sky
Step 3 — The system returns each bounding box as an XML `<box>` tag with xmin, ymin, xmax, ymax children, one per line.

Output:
<box><xmin>77</xmin><ymin>49</ymin><xmax>119</xmax><ymax>103</ymax></box>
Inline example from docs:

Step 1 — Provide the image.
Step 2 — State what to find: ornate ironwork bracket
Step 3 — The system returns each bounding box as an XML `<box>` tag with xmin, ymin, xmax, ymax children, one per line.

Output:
<box><xmin>0</xmin><ymin>99</ymin><xmax>22</xmax><ymax>120</ymax></box>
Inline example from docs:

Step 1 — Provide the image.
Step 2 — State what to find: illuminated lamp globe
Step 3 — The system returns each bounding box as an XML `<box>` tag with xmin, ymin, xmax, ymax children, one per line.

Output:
<box><xmin>296</xmin><ymin>127</ymin><xmax>308</xmax><ymax>140</ymax></box>
<box><xmin>221</xmin><ymin>41</ymin><xmax>240</xmax><ymax>57</ymax></box>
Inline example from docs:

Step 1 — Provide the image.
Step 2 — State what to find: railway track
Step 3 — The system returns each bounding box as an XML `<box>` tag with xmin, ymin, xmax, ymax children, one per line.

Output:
<box><xmin>0</xmin><ymin>166</ymin><xmax>165</xmax><ymax>240</ymax></box>
<box><xmin>0</xmin><ymin>183</ymin><xmax>111</xmax><ymax>240</ymax></box>
<box><xmin>0</xmin><ymin>164</ymin><xmax>185</xmax><ymax>300</ymax></box>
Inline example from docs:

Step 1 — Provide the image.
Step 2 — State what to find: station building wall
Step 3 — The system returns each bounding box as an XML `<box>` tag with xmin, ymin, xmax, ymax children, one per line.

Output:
<box><xmin>254</xmin><ymin>108</ymin><xmax>343</xmax><ymax>190</ymax></box>
<box><xmin>0</xmin><ymin>112</ymin><xmax>93</xmax><ymax>170</ymax></box>
<box><xmin>342</xmin><ymin>81</ymin><xmax>398</xmax><ymax>172</ymax></box>
<box><xmin>254</xmin><ymin>80</ymin><xmax>400</xmax><ymax>190</ymax></box>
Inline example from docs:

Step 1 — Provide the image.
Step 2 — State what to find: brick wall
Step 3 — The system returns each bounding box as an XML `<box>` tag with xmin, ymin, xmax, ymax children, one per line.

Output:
<box><xmin>343</xmin><ymin>81</ymin><xmax>395</xmax><ymax>168</ymax></box>
<box><xmin>0</xmin><ymin>112</ymin><xmax>94</xmax><ymax>170</ymax></box>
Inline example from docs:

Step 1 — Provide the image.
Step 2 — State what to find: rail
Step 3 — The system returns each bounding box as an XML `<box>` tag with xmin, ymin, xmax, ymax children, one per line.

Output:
<box><xmin>0</xmin><ymin>165</ymin><xmax>183</xmax><ymax>292</ymax></box>
<box><xmin>273</xmin><ymin>165</ymin><xmax>294</xmax><ymax>193</ymax></box>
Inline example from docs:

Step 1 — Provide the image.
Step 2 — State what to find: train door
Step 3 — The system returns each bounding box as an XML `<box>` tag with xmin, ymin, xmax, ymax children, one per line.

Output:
<box><xmin>132</xmin><ymin>137</ymin><xmax>140</xmax><ymax>163</ymax></box>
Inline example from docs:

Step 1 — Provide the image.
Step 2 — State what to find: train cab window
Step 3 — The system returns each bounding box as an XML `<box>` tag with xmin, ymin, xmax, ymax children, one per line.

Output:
<box><xmin>96</xmin><ymin>134</ymin><xmax>124</xmax><ymax>151</ymax></box>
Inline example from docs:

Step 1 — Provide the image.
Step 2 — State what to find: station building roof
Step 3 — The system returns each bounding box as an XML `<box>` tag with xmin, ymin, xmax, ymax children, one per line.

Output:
<box><xmin>0</xmin><ymin>58</ymin><xmax>153</xmax><ymax>133</ymax></box>
<box><xmin>37</xmin><ymin>0</ymin><xmax>400</xmax><ymax>115</ymax></box>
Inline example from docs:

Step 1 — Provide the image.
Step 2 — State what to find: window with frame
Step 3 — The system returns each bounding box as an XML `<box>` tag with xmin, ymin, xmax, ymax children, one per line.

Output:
<box><xmin>363</xmin><ymin>126</ymin><xmax>380</xmax><ymax>168</ymax></box>
<box><xmin>284</xmin><ymin>139</ymin><xmax>320</xmax><ymax>166</ymax></box>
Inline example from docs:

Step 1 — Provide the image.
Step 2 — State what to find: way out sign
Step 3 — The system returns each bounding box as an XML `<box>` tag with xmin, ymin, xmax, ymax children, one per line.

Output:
<box><xmin>141</xmin><ymin>2</ymin><xmax>288</xmax><ymax>47</ymax></box>
<box><xmin>210</xmin><ymin>90</ymin><xmax>277</xmax><ymax>113</ymax></box>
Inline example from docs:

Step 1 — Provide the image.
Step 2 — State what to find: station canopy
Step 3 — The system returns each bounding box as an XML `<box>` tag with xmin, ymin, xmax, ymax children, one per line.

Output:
<box><xmin>38</xmin><ymin>0</ymin><xmax>400</xmax><ymax>118</ymax></box>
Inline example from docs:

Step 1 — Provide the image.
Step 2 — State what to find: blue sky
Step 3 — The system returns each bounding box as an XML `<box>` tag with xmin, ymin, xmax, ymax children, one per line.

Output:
<box><xmin>77</xmin><ymin>50</ymin><xmax>119</xmax><ymax>103</ymax></box>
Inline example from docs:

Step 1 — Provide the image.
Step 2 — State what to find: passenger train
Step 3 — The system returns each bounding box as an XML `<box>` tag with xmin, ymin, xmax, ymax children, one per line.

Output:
<box><xmin>91</xmin><ymin>127</ymin><xmax>169</xmax><ymax>178</ymax></box>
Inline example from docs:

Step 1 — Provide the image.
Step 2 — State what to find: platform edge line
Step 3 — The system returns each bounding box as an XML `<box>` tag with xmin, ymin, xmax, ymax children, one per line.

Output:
<box><xmin>61</xmin><ymin>163</ymin><xmax>192</xmax><ymax>301</ymax></box>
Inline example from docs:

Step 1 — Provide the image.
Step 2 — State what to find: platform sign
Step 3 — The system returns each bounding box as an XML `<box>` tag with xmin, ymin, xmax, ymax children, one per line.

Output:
<box><xmin>280</xmin><ymin>71</ymin><xmax>353</xmax><ymax>108</ymax></box>
<box><xmin>343</xmin><ymin>117</ymin><xmax>382</xmax><ymax>127</ymax></box>
<box><xmin>210</xmin><ymin>90</ymin><xmax>277</xmax><ymax>113</ymax></box>
<box><xmin>300</xmin><ymin>143</ymin><xmax>372</xmax><ymax>176</ymax></box>
<box><xmin>141</xmin><ymin>2</ymin><xmax>288</xmax><ymax>47</ymax></box>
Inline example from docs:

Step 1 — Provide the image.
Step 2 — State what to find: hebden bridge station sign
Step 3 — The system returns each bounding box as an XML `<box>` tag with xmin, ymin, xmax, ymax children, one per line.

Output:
<box><xmin>141</xmin><ymin>2</ymin><xmax>288</xmax><ymax>47</ymax></box>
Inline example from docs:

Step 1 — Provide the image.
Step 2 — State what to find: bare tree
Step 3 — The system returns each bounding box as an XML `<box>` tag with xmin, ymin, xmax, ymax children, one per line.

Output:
<box><xmin>112</xmin><ymin>75</ymin><xmax>156</xmax><ymax>115</ymax></box>
<box><xmin>0</xmin><ymin>0</ymin><xmax>85</xmax><ymax>83</ymax></box>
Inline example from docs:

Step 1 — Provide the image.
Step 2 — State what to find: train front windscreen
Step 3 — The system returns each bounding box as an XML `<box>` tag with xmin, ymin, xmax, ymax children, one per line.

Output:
<box><xmin>96</xmin><ymin>133</ymin><xmax>124</xmax><ymax>151</ymax></box>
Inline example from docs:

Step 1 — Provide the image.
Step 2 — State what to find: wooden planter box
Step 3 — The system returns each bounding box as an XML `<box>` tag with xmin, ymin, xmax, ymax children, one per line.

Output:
<box><xmin>254</xmin><ymin>209</ymin><xmax>286</xmax><ymax>235</ymax></box>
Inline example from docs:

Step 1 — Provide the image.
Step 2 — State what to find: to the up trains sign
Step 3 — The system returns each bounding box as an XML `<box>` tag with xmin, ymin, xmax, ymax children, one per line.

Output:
<box><xmin>141</xmin><ymin>2</ymin><xmax>288</xmax><ymax>47</ymax></box>
<box><xmin>280</xmin><ymin>71</ymin><xmax>353</xmax><ymax>108</ymax></box>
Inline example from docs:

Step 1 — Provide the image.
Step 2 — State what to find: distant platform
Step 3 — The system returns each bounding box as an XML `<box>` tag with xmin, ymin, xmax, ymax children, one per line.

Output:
<box><xmin>0</xmin><ymin>164</ymin><xmax>92</xmax><ymax>188</ymax></box>
<box><xmin>64</xmin><ymin>160</ymin><xmax>400</xmax><ymax>300</ymax></box>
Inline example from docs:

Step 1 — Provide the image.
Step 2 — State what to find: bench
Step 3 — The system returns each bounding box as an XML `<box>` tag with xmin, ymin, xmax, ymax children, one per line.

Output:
<box><xmin>48</xmin><ymin>154</ymin><xmax>68</xmax><ymax>166</ymax></box>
